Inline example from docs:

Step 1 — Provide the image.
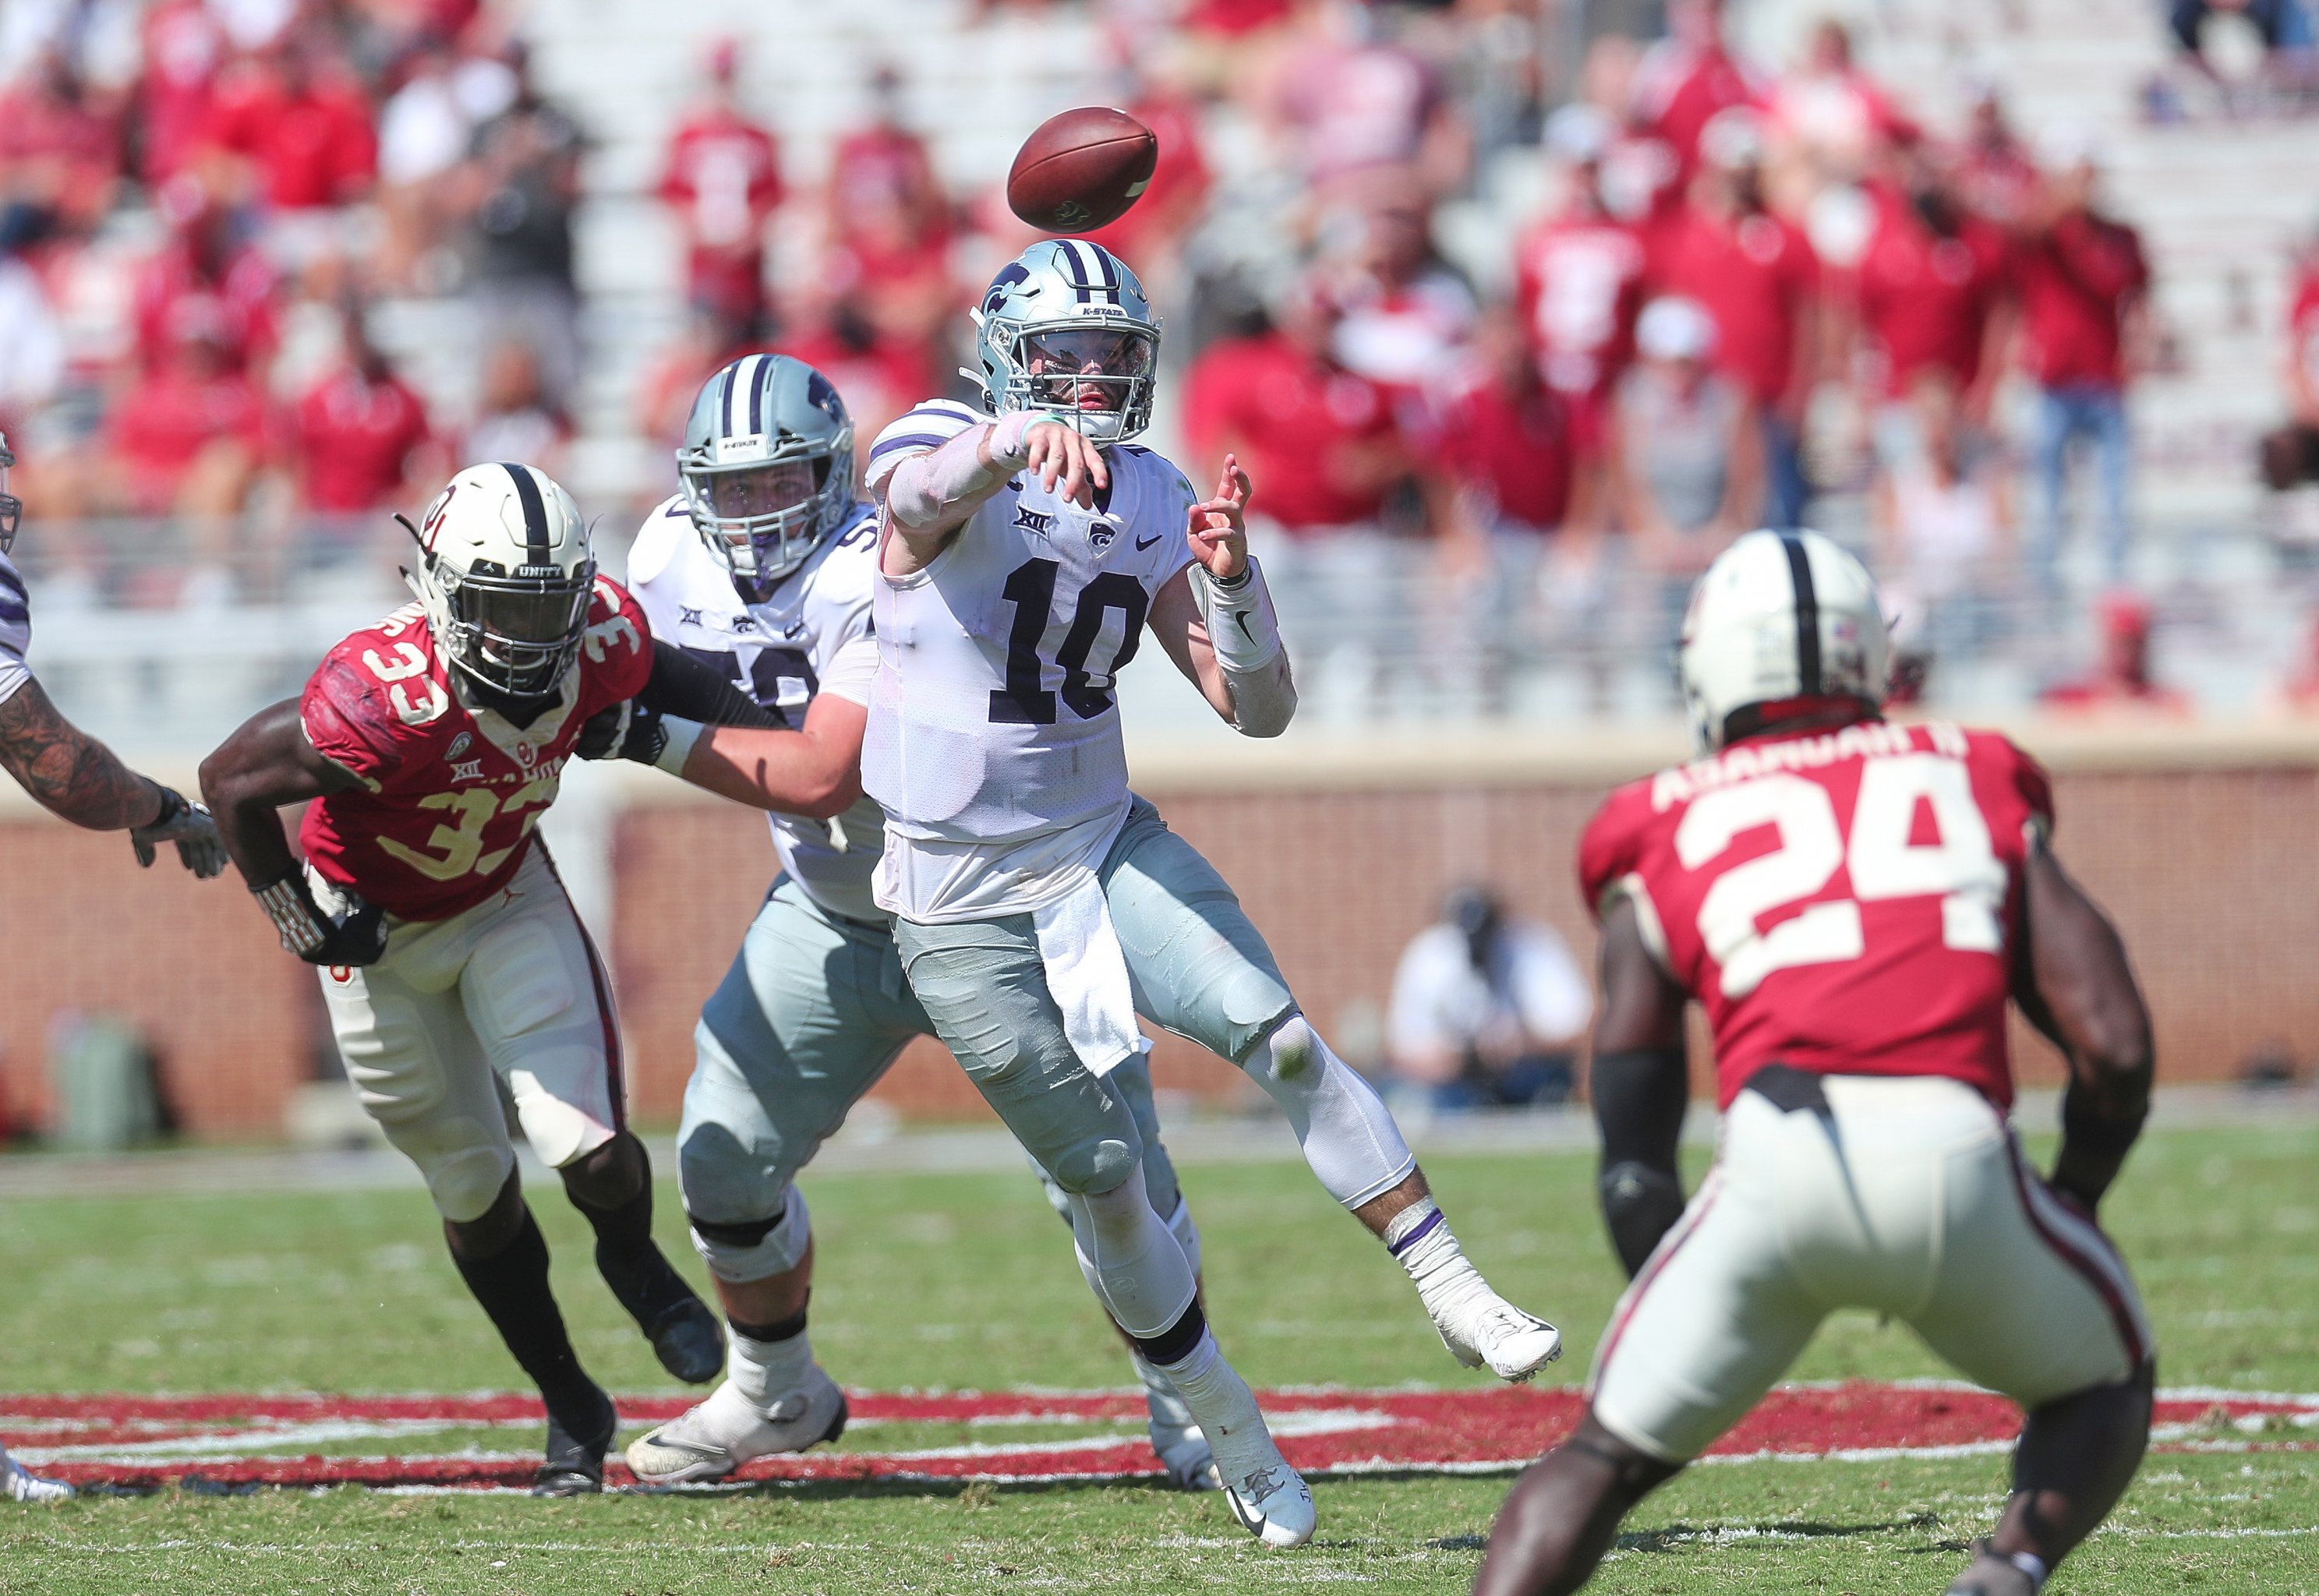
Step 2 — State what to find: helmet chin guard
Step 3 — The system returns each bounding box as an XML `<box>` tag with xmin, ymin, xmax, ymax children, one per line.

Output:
<box><xmin>974</xmin><ymin>239</ymin><xmax>1161</xmax><ymax>445</ymax></box>
<box><xmin>1677</xmin><ymin>529</ymin><xmax>1891</xmax><ymax>753</ymax></box>
<box><xmin>408</xmin><ymin>463</ymin><xmax>596</xmax><ymax>702</ymax></box>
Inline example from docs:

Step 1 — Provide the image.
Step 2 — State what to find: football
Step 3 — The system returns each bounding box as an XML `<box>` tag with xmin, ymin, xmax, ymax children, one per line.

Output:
<box><xmin>1006</xmin><ymin>106</ymin><xmax>1158</xmax><ymax>235</ymax></box>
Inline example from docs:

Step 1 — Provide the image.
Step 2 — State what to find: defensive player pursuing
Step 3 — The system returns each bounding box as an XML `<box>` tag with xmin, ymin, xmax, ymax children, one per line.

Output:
<box><xmin>1473</xmin><ymin>531</ymin><xmax>2155</xmax><ymax>1596</ymax></box>
<box><xmin>0</xmin><ymin>431</ymin><xmax>227</xmax><ymax>1503</ymax></box>
<box><xmin>863</xmin><ymin>240</ymin><xmax>1564</xmax><ymax>1547</ymax></box>
<box><xmin>200</xmin><ymin>464</ymin><xmax>750</xmax><ymax>1494</ymax></box>
<box><xmin>582</xmin><ymin>354</ymin><xmax>1227</xmax><ymax>1491</ymax></box>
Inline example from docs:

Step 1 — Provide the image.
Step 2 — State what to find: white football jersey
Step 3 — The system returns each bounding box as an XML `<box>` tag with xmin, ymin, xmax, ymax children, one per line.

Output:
<box><xmin>626</xmin><ymin>493</ymin><xmax>887</xmax><ymax>923</ymax></box>
<box><xmin>861</xmin><ymin>398</ymin><xmax>1198</xmax><ymax>921</ymax></box>
<box><xmin>0</xmin><ymin>550</ymin><xmax>30</xmax><ymax>708</ymax></box>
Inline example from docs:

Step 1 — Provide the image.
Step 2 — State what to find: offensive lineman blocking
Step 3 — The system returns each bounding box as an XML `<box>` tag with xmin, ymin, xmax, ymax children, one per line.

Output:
<box><xmin>590</xmin><ymin>353</ymin><xmax>1223</xmax><ymax>1488</ymax></box>
<box><xmin>1474</xmin><ymin>531</ymin><xmax>2156</xmax><ymax>1596</ymax></box>
<box><xmin>0</xmin><ymin>433</ymin><xmax>228</xmax><ymax>1504</ymax></box>
<box><xmin>864</xmin><ymin>240</ymin><xmax>1563</xmax><ymax>1545</ymax></box>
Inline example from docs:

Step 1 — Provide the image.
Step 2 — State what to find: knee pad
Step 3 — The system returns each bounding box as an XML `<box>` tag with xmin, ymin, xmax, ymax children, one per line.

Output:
<box><xmin>1246</xmin><ymin>1014</ymin><xmax>1416</xmax><ymax>1209</ymax></box>
<box><xmin>1165</xmin><ymin>1192</ymin><xmax>1204</xmax><ymax>1280</ymax></box>
<box><xmin>426</xmin><ymin>1143</ymin><xmax>519</xmax><ymax>1226</ymax></box>
<box><xmin>1066</xmin><ymin>1167</ymin><xmax>1196</xmax><ymax>1340</ymax></box>
<box><xmin>688</xmin><ymin>1184</ymin><xmax>810</xmax><ymax>1284</ymax></box>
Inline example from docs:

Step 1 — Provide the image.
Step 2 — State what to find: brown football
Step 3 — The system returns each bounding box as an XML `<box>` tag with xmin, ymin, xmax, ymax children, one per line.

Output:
<box><xmin>1006</xmin><ymin>107</ymin><xmax>1158</xmax><ymax>235</ymax></box>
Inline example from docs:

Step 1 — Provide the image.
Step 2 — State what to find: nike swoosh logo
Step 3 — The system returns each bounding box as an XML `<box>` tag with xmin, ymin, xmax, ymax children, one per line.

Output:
<box><xmin>1236</xmin><ymin>613</ymin><xmax>1257</xmax><ymax>643</ymax></box>
<box><xmin>1134</xmin><ymin>534</ymin><xmax>1162</xmax><ymax>551</ymax></box>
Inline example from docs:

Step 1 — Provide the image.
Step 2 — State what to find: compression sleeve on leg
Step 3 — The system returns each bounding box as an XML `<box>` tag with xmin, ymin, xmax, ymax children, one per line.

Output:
<box><xmin>1244</xmin><ymin>1015</ymin><xmax>1416</xmax><ymax>1209</ymax></box>
<box><xmin>882</xmin><ymin>411</ymin><xmax>1060</xmax><ymax>529</ymax></box>
<box><xmin>1064</xmin><ymin>1164</ymin><xmax>1199</xmax><ymax>1340</ymax></box>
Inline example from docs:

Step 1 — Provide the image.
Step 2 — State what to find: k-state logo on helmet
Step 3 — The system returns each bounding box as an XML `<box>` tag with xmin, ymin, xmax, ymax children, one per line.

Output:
<box><xmin>983</xmin><ymin>263</ymin><xmax>1031</xmax><ymax>316</ymax></box>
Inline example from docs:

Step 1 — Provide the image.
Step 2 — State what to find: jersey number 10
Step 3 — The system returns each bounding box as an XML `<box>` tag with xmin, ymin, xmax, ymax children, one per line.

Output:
<box><xmin>989</xmin><ymin>558</ymin><xmax>1151</xmax><ymax>724</ymax></box>
<box><xmin>1676</xmin><ymin>753</ymin><xmax>2010</xmax><ymax>999</ymax></box>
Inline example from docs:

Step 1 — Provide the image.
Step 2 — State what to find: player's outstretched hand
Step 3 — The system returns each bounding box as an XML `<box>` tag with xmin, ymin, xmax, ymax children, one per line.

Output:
<box><xmin>1023</xmin><ymin>419</ymin><xmax>1109</xmax><ymax>510</ymax></box>
<box><xmin>1187</xmin><ymin>454</ymin><xmax>1253</xmax><ymax>582</ymax></box>
<box><xmin>254</xmin><ymin>874</ymin><xmax>389</xmax><ymax>966</ymax></box>
<box><xmin>131</xmin><ymin>786</ymin><xmax>228</xmax><ymax>878</ymax></box>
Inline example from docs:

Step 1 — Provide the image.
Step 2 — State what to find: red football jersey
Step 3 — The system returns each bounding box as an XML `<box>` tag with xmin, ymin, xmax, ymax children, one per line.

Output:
<box><xmin>298</xmin><ymin>579</ymin><xmax>652</xmax><ymax>921</ymax></box>
<box><xmin>1579</xmin><ymin>720</ymin><xmax>2053</xmax><ymax>1109</ymax></box>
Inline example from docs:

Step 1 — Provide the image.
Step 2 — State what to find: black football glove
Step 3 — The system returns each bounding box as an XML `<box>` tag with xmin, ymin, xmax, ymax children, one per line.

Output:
<box><xmin>253</xmin><ymin>874</ymin><xmax>388</xmax><ymax>966</ymax></box>
<box><xmin>577</xmin><ymin>699</ymin><xmax>670</xmax><ymax>765</ymax></box>
<box><xmin>131</xmin><ymin>785</ymin><xmax>229</xmax><ymax>878</ymax></box>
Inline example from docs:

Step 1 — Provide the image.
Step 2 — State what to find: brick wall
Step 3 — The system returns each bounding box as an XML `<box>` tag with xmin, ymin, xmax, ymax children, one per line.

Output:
<box><xmin>7</xmin><ymin>740</ymin><xmax>2316</xmax><ymax>1136</ymax></box>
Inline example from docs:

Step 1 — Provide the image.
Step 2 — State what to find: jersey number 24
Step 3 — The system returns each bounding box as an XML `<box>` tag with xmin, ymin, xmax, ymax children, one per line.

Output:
<box><xmin>1676</xmin><ymin>753</ymin><xmax>2009</xmax><ymax>998</ymax></box>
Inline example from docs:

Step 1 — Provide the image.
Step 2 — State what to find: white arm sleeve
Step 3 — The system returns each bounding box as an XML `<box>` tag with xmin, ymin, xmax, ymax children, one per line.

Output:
<box><xmin>1190</xmin><ymin>556</ymin><xmax>1296</xmax><ymax>736</ymax></box>
<box><xmin>881</xmin><ymin>409</ymin><xmax>1059</xmax><ymax>529</ymax></box>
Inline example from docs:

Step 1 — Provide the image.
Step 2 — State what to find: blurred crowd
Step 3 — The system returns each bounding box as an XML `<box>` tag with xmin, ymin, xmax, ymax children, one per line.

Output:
<box><xmin>5</xmin><ymin>0</ymin><xmax>2317</xmax><ymax>715</ymax></box>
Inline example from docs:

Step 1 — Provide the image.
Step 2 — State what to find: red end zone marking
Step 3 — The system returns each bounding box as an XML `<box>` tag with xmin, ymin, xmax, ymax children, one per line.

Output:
<box><xmin>8</xmin><ymin>1385</ymin><xmax>2311</xmax><ymax>1492</ymax></box>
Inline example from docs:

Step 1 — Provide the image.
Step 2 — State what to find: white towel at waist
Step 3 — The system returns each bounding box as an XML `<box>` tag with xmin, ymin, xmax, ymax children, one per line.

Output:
<box><xmin>1030</xmin><ymin>870</ymin><xmax>1150</xmax><ymax>1079</ymax></box>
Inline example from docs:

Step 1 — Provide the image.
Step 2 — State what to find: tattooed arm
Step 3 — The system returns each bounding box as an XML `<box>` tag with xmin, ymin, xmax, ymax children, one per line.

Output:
<box><xmin>0</xmin><ymin>678</ymin><xmax>168</xmax><ymax>830</ymax></box>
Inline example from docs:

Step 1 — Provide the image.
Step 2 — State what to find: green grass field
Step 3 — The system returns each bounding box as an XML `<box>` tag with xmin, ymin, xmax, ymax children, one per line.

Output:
<box><xmin>1</xmin><ymin>1121</ymin><xmax>2314</xmax><ymax>1594</ymax></box>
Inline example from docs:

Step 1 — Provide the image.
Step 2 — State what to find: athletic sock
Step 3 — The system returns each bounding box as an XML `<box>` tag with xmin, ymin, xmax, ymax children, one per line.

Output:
<box><xmin>724</xmin><ymin>1302</ymin><xmax>816</xmax><ymax>1411</ymax></box>
<box><xmin>1384</xmin><ymin>1198</ymin><xmax>1490</xmax><ymax>1322</ymax></box>
<box><xmin>1155</xmin><ymin>1330</ymin><xmax>1267</xmax><ymax>1463</ymax></box>
<box><xmin>570</xmin><ymin>1167</ymin><xmax>695</xmax><ymax>1332</ymax></box>
<box><xmin>446</xmin><ymin>1206</ymin><xmax>595</xmax><ymax>1413</ymax></box>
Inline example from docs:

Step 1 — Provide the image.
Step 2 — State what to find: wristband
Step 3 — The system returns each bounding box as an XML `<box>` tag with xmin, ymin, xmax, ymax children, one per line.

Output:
<box><xmin>654</xmin><ymin>716</ymin><xmax>705</xmax><ymax>775</ymax></box>
<box><xmin>2060</xmin><ymin>1078</ymin><xmax>2145</xmax><ymax>1159</ymax></box>
<box><xmin>255</xmin><ymin>875</ymin><xmax>327</xmax><ymax>956</ymax></box>
<box><xmin>147</xmin><ymin>782</ymin><xmax>189</xmax><ymax>829</ymax></box>
<box><xmin>989</xmin><ymin>409</ymin><xmax>1071</xmax><ymax>468</ymax></box>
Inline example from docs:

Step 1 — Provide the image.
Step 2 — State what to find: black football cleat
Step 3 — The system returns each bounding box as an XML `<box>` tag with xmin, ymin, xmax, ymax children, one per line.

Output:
<box><xmin>647</xmin><ymin>1294</ymin><xmax>727</xmax><ymax>1386</ymax></box>
<box><xmin>532</xmin><ymin>1381</ymin><xmax>619</xmax><ymax>1498</ymax></box>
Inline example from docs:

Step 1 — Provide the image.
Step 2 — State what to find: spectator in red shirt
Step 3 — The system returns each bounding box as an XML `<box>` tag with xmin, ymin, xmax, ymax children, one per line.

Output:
<box><xmin>132</xmin><ymin>198</ymin><xmax>281</xmax><ymax>382</ymax></box>
<box><xmin>1416</xmin><ymin>305</ymin><xmax>1603</xmax><ymax>708</ymax></box>
<box><xmin>111</xmin><ymin>311</ymin><xmax>266</xmax><ymax>520</ymax></box>
<box><xmin>1766</xmin><ymin>17</ymin><xmax>1904</xmax><ymax>185</ymax></box>
<box><xmin>818</xmin><ymin>66</ymin><xmax>953</xmax><ymax>397</ymax></box>
<box><xmin>1183</xmin><ymin>279</ymin><xmax>1413</xmax><ymax>701</ymax></box>
<box><xmin>2017</xmin><ymin>136</ymin><xmax>2149</xmax><ymax>594</ymax></box>
<box><xmin>285</xmin><ymin>308</ymin><xmax>438</xmax><ymax>516</ymax></box>
<box><xmin>0</xmin><ymin>50</ymin><xmax>123</xmax><ymax>236</ymax></box>
<box><xmin>1084</xmin><ymin>72</ymin><xmax>1214</xmax><ymax>298</ymax></box>
<box><xmin>1628</xmin><ymin>0</ymin><xmax>1765</xmax><ymax>184</ymax></box>
<box><xmin>657</xmin><ymin>38</ymin><xmax>783</xmax><ymax>330</ymax></box>
<box><xmin>137</xmin><ymin>0</ymin><xmax>228</xmax><ymax>185</ymax></box>
<box><xmin>200</xmin><ymin>31</ymin><xmax>378</xmax><ymax>218</ymax></box>
<box><xmin>1267</xmin><ymin>2</ymin><xmax>1469</xmax><ymax>203</ymax></box>
<box><xmin>1514</xmin><ymin>104</ymin><xmax>1648</xmax><ymax>418</ymax></box>
<box><xmin>1953</xmin><ymin>82</ymin><xmax>2041</xmax><ymax>229</ymax></box>
<box><xmin>1645</xmin><ymin>107</ymin><xmax>1821</xmax><ymax>527</ymax></box>
<box><xmin>776</xmin><ymin>299</ymin><xmax>931</xmax><ymax>467</ymax></box>
<box><xmin>1854</xmin><ymin>137</ymin><xmax>2016</xmax><ymax>460</ymax></box>
<box><xmin>2260</xmin><ymin>231</ymin><xmax>2319</xmax><ymax>500</ymax></box>
<box><xmin>1327</xmin><ymin>180</ymin><xmax>1478</xmax><ymax>401</ymax></box>
<box><xmin>2038</xmin><ymin>591</ymin><xmax>2189</xmax><ymax>716</ymax></box>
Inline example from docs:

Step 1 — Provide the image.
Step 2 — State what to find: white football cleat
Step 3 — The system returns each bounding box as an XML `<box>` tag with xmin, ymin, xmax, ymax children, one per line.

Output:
<box><xmin>2</xmin><ymin>1449</ymin><xmax>72</xmax><ymax>1504</ymax></box>
<box><xmin>1433</xmin><ymin>1294</ymin><xmax>1564</xmax><ymax>1382</ymax></box>
<box><xmin>1222</xmin><ymin>1456</ymin><xmax>1316</xmax><ymax>1549</ymax></box>
<box><xmin>624</xmin><ymin>1367</ymin><xmax>847</xmax><ymax>1485</ymax></box>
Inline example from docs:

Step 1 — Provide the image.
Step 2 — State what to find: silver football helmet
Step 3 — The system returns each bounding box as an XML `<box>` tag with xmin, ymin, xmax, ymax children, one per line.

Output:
<box><xmin>677</xmin><ymin>354</ymin><xmax>857</xmax><ymax>593</ymax></box>
<box><xmin>0</xmin><ymin>431</ymin><xmax>20</xmax><ymax>553</ymax></box>
<box><xmin>973</xmin><ymin>239</ymin><xmax>1160</xmax><ymax>445</ymax></box>
<box><xmin>409</xmin><ymin>462</ymin><xmax>596</xmax><ymax>701</ymax></box>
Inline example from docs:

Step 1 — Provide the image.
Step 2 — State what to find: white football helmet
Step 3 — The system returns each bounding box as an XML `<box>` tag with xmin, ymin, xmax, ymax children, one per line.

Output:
<box><xmin>1677</xmin><ymin>529</ymin><xmax>1890</xmax><ymax>752</ymax></box>
<box><xmin>973</xmin><ymin>239</ymin><xmax>1160</xmax><ymax>444</ymax></box>
<box><xmin>408</xmin><ymin>462</ymin><xmax>596</xmax><ymax>701</ymax></box>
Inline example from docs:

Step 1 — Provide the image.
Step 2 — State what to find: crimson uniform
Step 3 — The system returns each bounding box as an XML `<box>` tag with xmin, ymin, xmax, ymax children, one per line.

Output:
<box><xmin>299</xmin><ymin>580</ymin><xmax>653</xmax><ymax>1221</ymax></box>
<box><xmin>1575</xmin><ymin>719</ymin><xmax>2151</xmax><ymax>1463</ymax></box>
